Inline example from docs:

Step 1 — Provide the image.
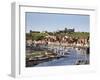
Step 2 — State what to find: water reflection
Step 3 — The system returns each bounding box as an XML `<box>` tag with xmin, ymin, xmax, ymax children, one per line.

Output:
<box><xmin>34</xmin><ymin>48</ymin><xmax>89</xmax><ymax>67</ymax></box>
<box><xmin>26</xmin><ymin>44</ymin><xmax>89</xmax><ymax>67</ymax></box>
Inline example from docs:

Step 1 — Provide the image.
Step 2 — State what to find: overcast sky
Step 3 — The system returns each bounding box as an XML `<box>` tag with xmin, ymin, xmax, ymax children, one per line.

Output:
<box><xmin>25</xmin><ymin>12</ymin><xmax>90</xmax><ymax>33</ymax></box>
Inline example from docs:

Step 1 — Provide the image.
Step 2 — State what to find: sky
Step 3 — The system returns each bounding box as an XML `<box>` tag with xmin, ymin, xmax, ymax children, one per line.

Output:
<box><xmin>25</xmin><ymin>12</ymin><xmax>90</xmax><ymax>33</ymax></box>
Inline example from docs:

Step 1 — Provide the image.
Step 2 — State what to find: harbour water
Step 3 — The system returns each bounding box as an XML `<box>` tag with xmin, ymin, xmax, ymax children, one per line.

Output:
<box><xmin>26</xmin><ymin>46</ymin><xmax>89</xmax><ymax>67</ymax></box>
<box><xmin>35</xmin><ymin>48</ymin><xmax>89</xmax><ymax>67</ymax></box>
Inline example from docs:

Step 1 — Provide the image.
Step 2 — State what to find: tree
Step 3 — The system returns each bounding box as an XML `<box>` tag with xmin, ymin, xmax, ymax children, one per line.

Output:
<box><xmin>32</xmin><ymin>33</ymin><xmax>48</xmax><ymax>41</ymax></box>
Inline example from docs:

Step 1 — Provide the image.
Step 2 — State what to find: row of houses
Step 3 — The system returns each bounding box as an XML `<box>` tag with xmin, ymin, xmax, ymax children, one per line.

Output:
<box><xmin>26</xmin><ymin>35</ymin><xmax>89</xmax><ymax>47</ymax></box>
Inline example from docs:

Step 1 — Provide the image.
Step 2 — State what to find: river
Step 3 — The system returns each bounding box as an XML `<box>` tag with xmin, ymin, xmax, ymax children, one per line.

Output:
<box><xmin>32</xmin><ymin>47</ymin><xmax>90</xmax><ymax>67</ymax></box>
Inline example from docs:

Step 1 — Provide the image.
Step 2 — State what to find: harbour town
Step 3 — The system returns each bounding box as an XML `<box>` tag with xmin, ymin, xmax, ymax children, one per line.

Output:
<box><xmin>26</xmin><ymin>28</ymin><xmax>90</xmax><ymax>67</ymax></box>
